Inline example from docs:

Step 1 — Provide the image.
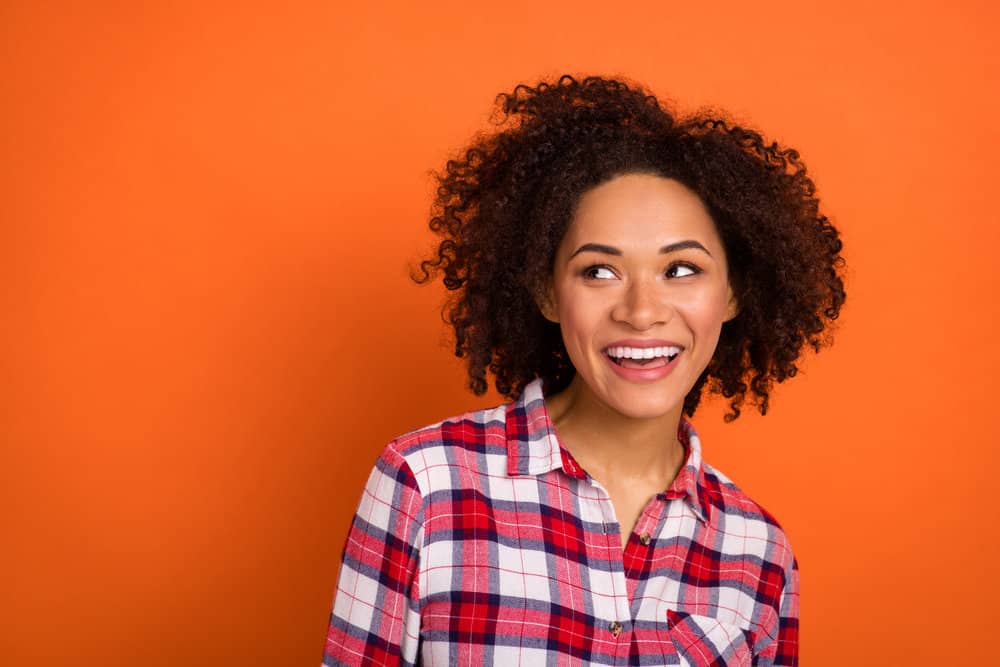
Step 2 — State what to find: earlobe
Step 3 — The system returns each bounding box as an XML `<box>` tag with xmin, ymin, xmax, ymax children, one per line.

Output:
<box><xmin>723</xmin><ymin>290</ymin><xmax>740</xmax><ymax>322</ymax></box>
<box><xmin>535</xmin><ymin>283</ymin><xmax>560</xmax><ymax>324</ymax></box>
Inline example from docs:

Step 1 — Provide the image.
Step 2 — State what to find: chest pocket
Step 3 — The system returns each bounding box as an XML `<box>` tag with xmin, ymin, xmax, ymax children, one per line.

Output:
<box><xmin>664</xmin><ymin>610</ymin><xmax>755</xmax><ymax>667</ymax></box>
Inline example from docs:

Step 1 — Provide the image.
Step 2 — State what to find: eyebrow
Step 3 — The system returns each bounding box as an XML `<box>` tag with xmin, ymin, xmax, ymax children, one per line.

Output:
<box><xmin>568</xmin><ymin>240</ymin><xmax>712</xmax><ymax>259</ymax></box>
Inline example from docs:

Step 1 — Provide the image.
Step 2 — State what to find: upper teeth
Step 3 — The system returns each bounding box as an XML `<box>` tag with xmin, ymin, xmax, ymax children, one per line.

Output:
<box><xmin>606</xmin><ymin>346</ymin><xmax>682</xmax><ymax>359</ymax></box>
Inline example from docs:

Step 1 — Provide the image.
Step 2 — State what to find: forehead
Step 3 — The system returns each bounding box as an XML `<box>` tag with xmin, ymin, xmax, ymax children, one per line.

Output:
<box><xmin>562</xmin><ymin>173</ymin><xmax>722</xmax><ymax>250</ymax></box>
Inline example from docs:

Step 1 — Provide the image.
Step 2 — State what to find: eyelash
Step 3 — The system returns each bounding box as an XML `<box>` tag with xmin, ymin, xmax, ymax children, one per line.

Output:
<box><xmin>581</xmin><ymin>262</ymin><xmax>702</xmax><ymax>280</ymax></box>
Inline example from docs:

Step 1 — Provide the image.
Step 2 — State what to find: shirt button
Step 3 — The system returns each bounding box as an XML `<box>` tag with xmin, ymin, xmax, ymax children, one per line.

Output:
<box><xmin>609</xmin><ymin>620</ymin><xmax>623</xmax><ymax>637</ymax></box>
<box><xmin>639</xmin><ymin>532</ymin><xmax>651</xmax><ymax>546</ymax></box>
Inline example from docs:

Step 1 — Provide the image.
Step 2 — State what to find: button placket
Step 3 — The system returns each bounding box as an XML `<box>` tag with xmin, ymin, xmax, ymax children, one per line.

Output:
<box><xmin>594</xmin><ymin>484</ymin><xmax>631</xmax><ymax>651</ymax></box>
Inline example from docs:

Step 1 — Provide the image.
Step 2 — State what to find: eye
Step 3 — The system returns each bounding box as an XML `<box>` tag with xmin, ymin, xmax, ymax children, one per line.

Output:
<box><xmin>582</xmin><ymin>265</ymin><xmax>617</xmax><ymax>280</ymax></box>
<box><xmin>666</xmin><ymin>262</ymin><xmax>700</xmax><ymax>278</ymax></box>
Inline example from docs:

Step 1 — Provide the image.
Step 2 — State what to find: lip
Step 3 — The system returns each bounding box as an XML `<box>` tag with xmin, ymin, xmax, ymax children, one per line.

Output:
<box><xmin>603</xmin><ymin>348</ymin><xmax>681</xmax><ymax>383</ymax></box>
<box><xmin>601</xmin><ymin>340</ymin><xmax>684</xmax><ymax>383</ymax></box>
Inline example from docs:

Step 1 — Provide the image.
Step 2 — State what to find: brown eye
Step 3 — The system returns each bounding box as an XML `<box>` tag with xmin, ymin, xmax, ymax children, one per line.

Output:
<box><xmin>583</xmin><ymin>265</ymin><xmax>616</xmax><ymax>280</ymax></box>
<box><xmin>666</xmin><ymin>263</ymin><xmax>699</xmax><ymax>278</ymax></box>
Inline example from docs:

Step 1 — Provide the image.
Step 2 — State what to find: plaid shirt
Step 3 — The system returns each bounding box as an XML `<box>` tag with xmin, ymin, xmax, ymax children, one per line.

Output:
<box><xmin>323</xmin><ymin>379</ymin><xmax>798</xmax><ymax>666</ymax></box>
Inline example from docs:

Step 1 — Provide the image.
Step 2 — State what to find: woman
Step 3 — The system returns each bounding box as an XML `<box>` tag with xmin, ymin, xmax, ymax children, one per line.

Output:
<box><xmin>322</xmin><ymin>74</ymin><xmax>845</xmax><ymax>666</ymax></box>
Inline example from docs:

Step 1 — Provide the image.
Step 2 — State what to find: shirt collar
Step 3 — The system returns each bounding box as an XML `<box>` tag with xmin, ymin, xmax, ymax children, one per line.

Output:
<box><xmin>505</xmin><ymin>378</ymin><xmax>712</xmax><ymax>523</ymax></box>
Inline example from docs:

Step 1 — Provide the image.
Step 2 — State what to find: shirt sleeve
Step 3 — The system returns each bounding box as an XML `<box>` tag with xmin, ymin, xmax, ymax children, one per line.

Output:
<box><xmin>753</xmin><ymin>551</ymin><xmax>799</xmax><ymax>667</ymax></box>
<box><xmin>754</xmin><ymin>555</ymin><xmax>799</xmax><ymax>666</ymax></box>
<box><xmin>772</xmin><ymin>557</ymin><xmax>800</xmax><ymax>665</ymax></box>
<box><xmin>321</xmin><ymin>444</ymin><xmax>425</xmax><ymax>666</ymax></box>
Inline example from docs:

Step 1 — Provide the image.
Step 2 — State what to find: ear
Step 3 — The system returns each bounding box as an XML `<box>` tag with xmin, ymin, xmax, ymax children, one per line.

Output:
<box><xmin>534</xmin><ymin>279</ymin><xmax>560</xmax><ymax>324</ymax></box>
<box><xmin>723</xmin><ymin>286</ymin><xmax>740</xmax><ymax>322</ymax></box>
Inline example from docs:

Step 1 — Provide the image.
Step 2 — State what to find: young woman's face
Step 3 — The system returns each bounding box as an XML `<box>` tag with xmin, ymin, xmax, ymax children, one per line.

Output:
<box><xmin>540</xmin><ymin>172</ymin><xmax>739</xmax><ymax>420</ymax></box>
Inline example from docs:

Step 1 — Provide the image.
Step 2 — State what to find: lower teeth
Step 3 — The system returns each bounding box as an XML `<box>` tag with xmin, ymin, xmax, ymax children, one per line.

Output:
<box><xmin>609</xmin><ymin>354</ymin><xmax>678</xmax><ymax>366</ymax></box>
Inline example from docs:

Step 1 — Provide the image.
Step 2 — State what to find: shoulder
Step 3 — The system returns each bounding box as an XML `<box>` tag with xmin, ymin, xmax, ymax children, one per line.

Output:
<box><xmin>392</xmin><ymin>401</ymin><xmax>508</xmax><ymax>452</ymax></box>
<box><xmin>376</xmin><ymin>399</ymin><xmax>512</xmax><ymax>493</ymax></box>
<box><xmin>700</xmin><ymin>460</ymin><xmax>797</xmax><ymax>575</ymax></box>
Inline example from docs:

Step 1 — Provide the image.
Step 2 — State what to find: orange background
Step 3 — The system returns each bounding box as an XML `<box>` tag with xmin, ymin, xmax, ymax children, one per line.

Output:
<box><xmin>3</xmin><ymin>1</ymin><xmax>998</xmax><ymax>665</ymax></box>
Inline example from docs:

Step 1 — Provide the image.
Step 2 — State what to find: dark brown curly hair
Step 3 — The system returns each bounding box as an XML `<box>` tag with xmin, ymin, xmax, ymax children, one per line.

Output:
<box><xmin>414</xmin><ymin>74</ymin><xmax>846</xmax><ymax>421</ymax></box>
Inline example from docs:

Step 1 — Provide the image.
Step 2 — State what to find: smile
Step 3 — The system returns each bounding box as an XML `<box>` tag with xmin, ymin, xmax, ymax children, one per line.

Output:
<box><xmin>603</xmin><ymin>345</ymin><xmax>682</xmax><ymax>368</ymax></box>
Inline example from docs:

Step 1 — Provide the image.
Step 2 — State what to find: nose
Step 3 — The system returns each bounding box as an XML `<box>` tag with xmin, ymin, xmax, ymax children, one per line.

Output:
<box><xmin>611</xmin><ymin>277</ymin><xmax>673</xmax><ymax>330</ymax></box>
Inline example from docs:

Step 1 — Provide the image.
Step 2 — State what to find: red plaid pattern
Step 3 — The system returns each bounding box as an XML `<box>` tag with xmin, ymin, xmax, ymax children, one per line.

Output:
<box><xmin>323</xmin><ymin>379</ymin><xmax>798</xmax><ymax>665</ymax></box>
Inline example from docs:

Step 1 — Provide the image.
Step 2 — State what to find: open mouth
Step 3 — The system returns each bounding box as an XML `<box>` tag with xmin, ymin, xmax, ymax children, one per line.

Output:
<box><xmin>604</xmin><ymin>345</ymin><xmax>682</xmax><ymax>369</ymax></box>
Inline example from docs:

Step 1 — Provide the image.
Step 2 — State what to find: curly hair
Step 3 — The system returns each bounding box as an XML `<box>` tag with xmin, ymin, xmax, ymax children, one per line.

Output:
<box><xmin>414</xmin><ymin>74</ymin><xmax>846</xmax><ymax>421</ymax></box>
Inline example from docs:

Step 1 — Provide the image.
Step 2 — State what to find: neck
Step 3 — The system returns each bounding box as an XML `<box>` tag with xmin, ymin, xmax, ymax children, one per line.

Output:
<box><xmin>543</xmin><ymin>375</ymin><xmax>686</xmax><ymax>481</ymax></box>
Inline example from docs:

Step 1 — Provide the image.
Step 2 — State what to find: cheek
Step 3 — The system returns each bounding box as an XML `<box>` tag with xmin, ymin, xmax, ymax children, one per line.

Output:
<box><xmin>558</xmin><ymin>305</ymin><xmax>592</xmax><ymax>345</ymax></box>
<box><xmin>555</xmin><ymin>287</ymin><xmax>604</xmax><ymax>346</ymax></box>
<box><xmin>676</xmin><ymin>290</ymin><xmax>730</xmax><ymax>337</ymax></box>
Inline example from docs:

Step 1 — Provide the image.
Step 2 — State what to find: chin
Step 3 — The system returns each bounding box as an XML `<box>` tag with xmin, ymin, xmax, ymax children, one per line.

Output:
<box><xmin>617</xmin><ymin>401</ymin><xmax>682</xmax><ymax>421</ymax></box>
<box><xmin>598</xmin><ymin>385</ymin><xmax>686</xmax><ymax>421</ymax></box>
